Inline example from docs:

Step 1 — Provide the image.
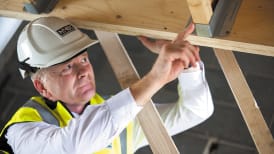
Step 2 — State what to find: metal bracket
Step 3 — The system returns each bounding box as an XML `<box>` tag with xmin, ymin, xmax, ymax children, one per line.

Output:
<box><xmin>23</xmin><ymin>0</ymin><xmax>59</xmax><ymax>14</ymax></box>
<box><xmin>194</xmin><ymin>0</ymin><xmax>242</xmax><ymax>37</ymax></box>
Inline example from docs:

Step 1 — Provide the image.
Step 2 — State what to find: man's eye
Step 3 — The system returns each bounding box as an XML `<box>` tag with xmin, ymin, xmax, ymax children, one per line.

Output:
<box><xmin>60</xmin><ymin>64</ymin><xmax>72</xmax><ymax>75</ymax></box>
<box><xmin>62</xmin><ymin>64</ymin><xmax>72</xmax><ymax>73</ymax></box>
<box><xmin>81</xmin><ymin>57</ymin><xmax>89</xmax><ymax>63</ymax></box>
<box><xmin>66</xmin><ymin>64</ymin><xmax>72</xmax><ymax>70</ymax></box>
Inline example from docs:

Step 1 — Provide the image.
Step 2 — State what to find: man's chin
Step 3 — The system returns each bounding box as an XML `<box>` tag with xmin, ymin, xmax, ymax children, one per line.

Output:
<box><xmin>77</xmin><ymin>89</ymin><xmax>95</xmax><ymax>102</ymax></box>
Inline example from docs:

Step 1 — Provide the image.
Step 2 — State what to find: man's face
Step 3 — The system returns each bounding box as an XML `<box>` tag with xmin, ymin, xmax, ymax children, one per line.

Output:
<box><xmin>42</xmin><ymin>52</ymin><xmax>96</xmax><ymax>106</ymax></box>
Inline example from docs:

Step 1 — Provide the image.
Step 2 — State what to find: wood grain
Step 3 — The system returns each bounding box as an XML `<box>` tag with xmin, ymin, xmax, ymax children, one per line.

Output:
<box><xmin>186</xmin><ymin>0</ymin><xmax>213</xmax><ymax>24</ymax></box>
<box><xmin>214</xmin><ymin>49</ymin><xmax>274</xmax><ymax>154</ymax></box>
<box><xmin>0</xmin><ymin>0</ymin><xmax>273</xmax><ymax>56</ymax></box>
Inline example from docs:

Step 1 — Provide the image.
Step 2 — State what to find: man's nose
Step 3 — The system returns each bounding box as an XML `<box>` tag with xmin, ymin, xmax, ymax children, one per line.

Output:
<box><xmin>76</xmin><ymin>64</ymin><xmax>88</xmax><ymax>79</ymax></box>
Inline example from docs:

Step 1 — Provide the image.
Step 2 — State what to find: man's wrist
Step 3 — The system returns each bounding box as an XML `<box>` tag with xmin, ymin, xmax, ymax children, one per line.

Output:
<box><xmin>182</xmin><ymin>61</ymin><xmax>201</xmax><ymax>73</ymax></box>
<box><xmin>130</xmin><ymin>74</ymin><xmax>163</xmax><ymax>106</ymax></box>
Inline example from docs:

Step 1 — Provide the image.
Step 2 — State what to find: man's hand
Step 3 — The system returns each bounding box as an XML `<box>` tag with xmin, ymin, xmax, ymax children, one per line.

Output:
<box><xmin>138</xmin><ymin>23</ymin><xmax>200</xmax><ymax>58</ymax></box>
<box><xmin>130</xmin><ymin>24</ymin><xmax>200</xmax><ymax>106</ymax></box>
<box><xmin>137</xmin><ymin>36</ymin><xmax>170</xmax><ymax>54</ymax></box>
<box><xmin>146</xmin><ymin>23</ymin><xmax>200</xmax><ymax>84</ymax></box>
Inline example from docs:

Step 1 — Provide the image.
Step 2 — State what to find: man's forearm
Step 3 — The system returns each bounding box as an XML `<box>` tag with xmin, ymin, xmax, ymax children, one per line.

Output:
<box><xmin>130</xmin><ymin>73</ymin><xmax>163</xmax><ymax>106</ymax></box>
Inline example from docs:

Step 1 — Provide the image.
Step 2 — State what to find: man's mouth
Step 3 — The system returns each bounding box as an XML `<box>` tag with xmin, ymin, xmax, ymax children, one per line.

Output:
<box><xmin>77</xmin><ymin>82</ymin><xmax>94</xmax><ymax>94</ymax></box>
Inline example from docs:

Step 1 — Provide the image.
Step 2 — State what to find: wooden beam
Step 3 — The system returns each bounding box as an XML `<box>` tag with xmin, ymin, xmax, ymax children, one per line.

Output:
<box><xmin>214</xmin><ymin>49</ymin><xmax>274</xmax><ymax>154</ymax></box>
<box><xmin>95</xmin><ymin>31</ymin><xmax>179</xmax><ymax>154</ymax></box>
<box><xmin>0</xmin><ymin>0</ymin><xmax>273</xmax><ymax>57</ymax></box>
<box><xmin>185</xmin><ymin>0</ymin><xmax>213</xmax><ymax>24</ymax></box>
<box><xmin>186</xmin><ymin>0</ymin><xmax>274</xmax><ymax>153</ymax></box>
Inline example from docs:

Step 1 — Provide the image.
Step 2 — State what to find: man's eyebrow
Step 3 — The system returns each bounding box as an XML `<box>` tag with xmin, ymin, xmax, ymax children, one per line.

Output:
<box><xmin>53</xmin><ymin>50</ymin><xmax>88</xmax><ymax>67</ymax></box>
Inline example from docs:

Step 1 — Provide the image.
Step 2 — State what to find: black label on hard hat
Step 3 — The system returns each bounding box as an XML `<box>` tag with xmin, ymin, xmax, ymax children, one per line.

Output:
<box><xmin>56</xmin><ymin>24</ymin><xmax>76</xmax><ymax>37</ymax></box>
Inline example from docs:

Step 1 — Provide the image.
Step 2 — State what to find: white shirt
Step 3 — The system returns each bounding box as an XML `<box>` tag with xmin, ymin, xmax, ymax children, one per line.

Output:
<box><xmin>133</xmin><ymin>62</ymin><xmax>214</xmax><ymax>151</ymax></box>
<box><xmin>6</xmin><ymin>62</ymin><xmax>214</xmax><ymax>154</ymax></box>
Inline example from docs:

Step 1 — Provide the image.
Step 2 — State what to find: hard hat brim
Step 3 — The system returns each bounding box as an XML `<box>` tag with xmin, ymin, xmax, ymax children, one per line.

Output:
<box><xmin>40</xmin><ymin>38</ymin><xmax>99</xmax><ymax>68</ymax></box>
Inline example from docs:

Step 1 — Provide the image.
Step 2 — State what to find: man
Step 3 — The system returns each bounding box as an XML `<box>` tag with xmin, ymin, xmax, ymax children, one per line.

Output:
<box><xmin>0</xmin><ymin>16</ymin><xmax>213</xmax><ymax>154</ymax></box>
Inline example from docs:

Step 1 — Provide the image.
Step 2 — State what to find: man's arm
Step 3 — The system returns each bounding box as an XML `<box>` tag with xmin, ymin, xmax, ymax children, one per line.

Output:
<box><xmin>132</xmin><ymin>62</ymin><xmax>214</xmax><ymax>151</ymax></box>
<box><xmin>6</xmin><ymin>89</ymin><xmax>142</xmax><ymax>154</ymax></box>
<box><xmin>132</xmin><ymin>24</ymin><xmax>214</xmax><ymax>151</ymax></box>
<box><xmin>156</xmin><ymin>61</ymin><xmax>214</xmax><ymax>134</ymax></box>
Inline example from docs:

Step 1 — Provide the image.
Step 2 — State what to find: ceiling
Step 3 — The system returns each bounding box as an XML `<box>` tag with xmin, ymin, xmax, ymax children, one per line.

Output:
<box><xmin>0</xmin><ymin>17</ymin><xmax>273</xmax><ymax>154</ymax></box>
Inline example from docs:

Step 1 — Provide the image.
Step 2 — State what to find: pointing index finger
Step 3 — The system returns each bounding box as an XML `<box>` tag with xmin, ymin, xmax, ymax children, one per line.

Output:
<box><xmin>173</xmin><ymin>23</ymin><xmax>195</xmax><ymax>43</ymax></box>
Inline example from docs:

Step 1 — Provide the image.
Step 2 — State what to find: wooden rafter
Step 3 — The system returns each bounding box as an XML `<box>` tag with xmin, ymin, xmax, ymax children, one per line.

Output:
<box><xmin>0</xmin><ymin>0</ymin><xmax>273</xmax><ymax>56</ymax></box>
<box><xmin>186</xmin><ymin>0</ymin><xmax>213</xmax><ymax>24</ymax></box>
<box><xmin>214</xmin><ymin>49</ymin><xmax>274</xmax><ymax>154</ymax></box>
<box><xmin>184</xmin><ymin>0</ymin><xmax>274</xmax><ymax>153</ymax></box>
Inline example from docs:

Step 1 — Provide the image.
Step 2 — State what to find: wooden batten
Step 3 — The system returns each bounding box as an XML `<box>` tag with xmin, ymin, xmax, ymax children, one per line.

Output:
<box><xmin>0</xmin><ymin>0</ymin><xmax>273</xmax><ymax>56</ymax></box>
<box><xmin>185</xmin><ymin>0</ymin><xmax>213</xmax><ymax>24</ymax></box>
<box><xmin>214</xmin><ymin>49</ymin><xmax>274</xmax><ymax>154</ymax></box>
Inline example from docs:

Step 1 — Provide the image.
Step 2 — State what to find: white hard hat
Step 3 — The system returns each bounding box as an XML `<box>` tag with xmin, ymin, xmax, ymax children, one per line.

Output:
<box><xmin>17</xmin><ymin>16</ymin><xmax>98</xmax><ymax>78</ymax></box>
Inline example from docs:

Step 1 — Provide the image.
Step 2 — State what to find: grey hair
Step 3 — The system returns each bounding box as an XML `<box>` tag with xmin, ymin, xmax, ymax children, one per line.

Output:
<box><xmin>30</xmin><ymin>68</ymin><xmax>48</xmax><ymax>83</ymax></box>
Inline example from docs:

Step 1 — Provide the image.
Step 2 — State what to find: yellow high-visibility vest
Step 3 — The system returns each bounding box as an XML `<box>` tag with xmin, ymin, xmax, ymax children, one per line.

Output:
<box><xmin>0</xmin><ymin>94</ymin><xmax>133</xmax><ymax>154</ymax></box>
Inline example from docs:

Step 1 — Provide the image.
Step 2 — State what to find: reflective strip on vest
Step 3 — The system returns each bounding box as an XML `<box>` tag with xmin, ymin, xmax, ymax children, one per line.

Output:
<box><xmin>0</xmin><ymin>150</ymin><xmax>9</xmax><ymax>154</ymax></box>
<box><xmin>23</xmin><ymin>100</ymin><xmax>59</xmax><ymax>126</ymax></box>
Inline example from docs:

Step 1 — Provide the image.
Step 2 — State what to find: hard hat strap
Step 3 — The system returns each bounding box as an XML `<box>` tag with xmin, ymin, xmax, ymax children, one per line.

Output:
<box><xmin>18</xmin><ymin>57</ymin><xmax>39</xmax><ymax>74</ymax></box>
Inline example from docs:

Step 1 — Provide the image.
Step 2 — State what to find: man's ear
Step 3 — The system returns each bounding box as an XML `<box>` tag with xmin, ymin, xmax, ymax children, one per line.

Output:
<box><xmin>33</xmin><ymin>79</ymin><xmax>53</xmax><ymax>99</ymax></box>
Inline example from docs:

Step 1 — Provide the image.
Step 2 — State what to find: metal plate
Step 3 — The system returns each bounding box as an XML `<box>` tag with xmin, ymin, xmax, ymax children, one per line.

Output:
<box><xmin>194</xmin><ymin>0</ymin><xmax>243</xmax><ymax>37</ymax></box>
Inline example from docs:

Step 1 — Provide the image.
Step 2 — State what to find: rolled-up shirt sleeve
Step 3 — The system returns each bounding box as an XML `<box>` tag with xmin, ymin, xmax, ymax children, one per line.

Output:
<box><xmin>133</xmin><ymin>61</ymin><xmax>214</xmax><ymax>151</ymax></box>
<box><xmin>6</xmin><ymin>88</ymin><xmax>142</xmax><ymax>154</ymax></box>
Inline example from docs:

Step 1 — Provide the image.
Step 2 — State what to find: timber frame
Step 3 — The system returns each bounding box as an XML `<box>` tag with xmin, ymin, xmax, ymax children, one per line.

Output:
<box><xmin>0</xmin><ymin>0</ymin><xmax>273</xmax><ymax>153</ymax></box>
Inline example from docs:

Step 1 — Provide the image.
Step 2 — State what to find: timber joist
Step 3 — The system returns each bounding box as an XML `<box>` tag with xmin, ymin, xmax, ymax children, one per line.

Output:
<box><xmin>0</xmin><ymin>0</ymin><xmax>273</xmax><ymax>57</ymax></box>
